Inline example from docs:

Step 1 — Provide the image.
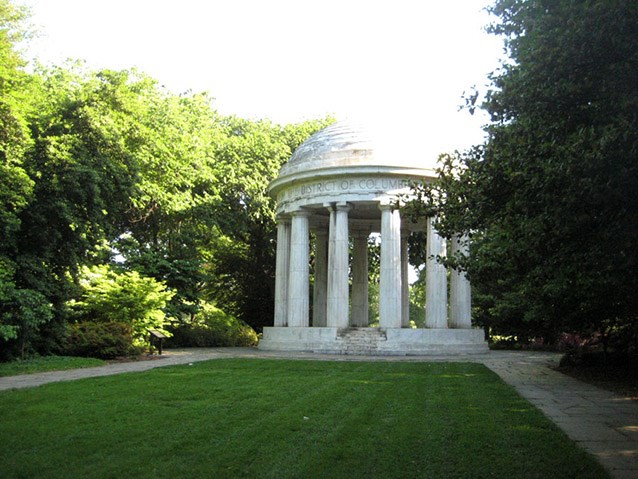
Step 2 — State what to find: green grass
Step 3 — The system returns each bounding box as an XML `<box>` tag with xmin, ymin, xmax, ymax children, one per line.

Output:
<box><xmin>0</xmin><ymin>359</ymin><xmax>608</xmax><ymax>479</ymax></box>
<box><xmin>0</xmin><ymin>355</ymin><xmax>106</xmax><ymax>377</ymax></box>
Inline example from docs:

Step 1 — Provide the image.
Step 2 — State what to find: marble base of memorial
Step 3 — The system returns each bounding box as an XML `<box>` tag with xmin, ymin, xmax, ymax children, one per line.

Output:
<box><xmin>259</xmin><ymin>327</ymin><xmax>488</xmax><ymax>356</ymax></box>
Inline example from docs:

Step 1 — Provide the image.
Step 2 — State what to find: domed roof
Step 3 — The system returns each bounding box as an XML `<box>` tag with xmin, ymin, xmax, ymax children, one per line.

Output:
<box><xmin>277</xmin><ymin>120</ymin><xmax>438</xmax><ymax>180</ymax></box>
<box><xmin>268</xmin><ymin>119</ymin><xmax>439</xmax><ymax>208</ymax></box>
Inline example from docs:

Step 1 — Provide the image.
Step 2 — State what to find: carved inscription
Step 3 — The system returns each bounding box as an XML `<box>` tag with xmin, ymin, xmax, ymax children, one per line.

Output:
<box><xmin>280</xmin><ymin>177</ymin><xmax>410</xmax><ymax>203</ymax></box>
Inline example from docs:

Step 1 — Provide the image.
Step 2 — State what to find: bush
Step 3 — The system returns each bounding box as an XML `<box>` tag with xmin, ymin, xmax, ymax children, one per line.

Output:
<box><xmin>68</xmin><ymin>265</ymin><xmax>174</xmax><ymax>346</ymax></box>
<box><xmin>0</xmin><ymin>263</ymin><xmax>54</xmax><ymax>360</ymax></box>
<box><xmin>166</xmin><ymin>303</ymin><xmax>258</xmax><ymax>348</ymax></box>
<box><xmin>61</xmin><ymin>321</ymin><xmax>142</xmax><ymax>359</ymax></box>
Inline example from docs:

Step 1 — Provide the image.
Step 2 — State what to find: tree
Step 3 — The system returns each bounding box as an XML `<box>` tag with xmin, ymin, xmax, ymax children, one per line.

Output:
<box><xmin>0</xmin><ymin>1</ymin><xmax>55</xmax><ymax>357</ymax></box>
<box><xmin>0</xmin><ymin>0</ymin><xmax>335</xmax><ymax>355</ymax></box>
<box><xmin>113</xmin><ymin>89</ymin><xmax>225</xmax><ymax>321</ymax></box>
<box><xmin>2</xmin><ymin>61</ymin><xmax>204</xmax><ymax>357</ymax></box>
<box><xmin>4</xmin><ymin>65</ymin><xmax>157</xmax><ymax>356</ymax></box>
<box><xmin>202</xmin><ymin>117</ymin><xmax>334</xmax><ymax>331</ymax></box>
<box><xmin>406</xmin><ymin>0</ymin><xmax>638</xmax><ymax>346</ymax></box>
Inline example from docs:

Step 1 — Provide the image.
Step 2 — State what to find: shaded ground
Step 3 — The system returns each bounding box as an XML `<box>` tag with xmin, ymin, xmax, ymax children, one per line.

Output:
<box><xmin>555</xmin><ymin>352</ymin><xmax>638</xmax><ymax>400</ymax></box>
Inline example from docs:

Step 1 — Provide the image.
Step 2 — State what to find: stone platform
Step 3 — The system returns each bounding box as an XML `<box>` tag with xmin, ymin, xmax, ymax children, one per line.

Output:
<box><xmin>259</xmin><ymin>327</ymin><xmax>489</xmax><ymax>355</ymax></box>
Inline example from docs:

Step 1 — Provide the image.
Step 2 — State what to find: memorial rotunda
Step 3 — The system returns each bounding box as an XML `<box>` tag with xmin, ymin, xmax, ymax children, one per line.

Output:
<box><xmin>258</xmin><ymin>121</ymin><xmax>487</xmax><ymax>355</ymax></box>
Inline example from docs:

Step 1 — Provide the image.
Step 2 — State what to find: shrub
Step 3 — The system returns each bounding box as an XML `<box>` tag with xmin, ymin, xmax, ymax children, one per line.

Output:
<box><xmin>166</xmin><ymin>303</ymin><xmax>258</xmax><ymax>348</ymax></box>
<box><xmin>0</xmin><ymin>263</ymin><xmax>54</xmax><ymax>360</ymax></box>
<box><xmin>62</xmin><ymin>321</ymin><xmax>142</xmax><ymax>359</ymax></box>
<box><xmin>68</xmin><ymin>265</ymin><xmax>174</xmax><ymax>345</ymax></box>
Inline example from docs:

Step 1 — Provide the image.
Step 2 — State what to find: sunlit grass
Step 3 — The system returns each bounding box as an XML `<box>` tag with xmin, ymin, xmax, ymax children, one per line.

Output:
<box><xmin>0</xmin><ymin>356</ymin><xmax>105</xmax><ymax>377</ymax></box>
<box><xmin>0</xmin><ymin>359</ymin><xmax>609</xmax><ymax>479</ymax></box>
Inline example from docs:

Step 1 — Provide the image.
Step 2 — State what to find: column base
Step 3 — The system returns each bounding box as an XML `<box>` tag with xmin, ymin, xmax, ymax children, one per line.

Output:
<box><xmin>259</xmin><ymin>327</ymin><xmax>489</xmax><ymax>356</ymax></box>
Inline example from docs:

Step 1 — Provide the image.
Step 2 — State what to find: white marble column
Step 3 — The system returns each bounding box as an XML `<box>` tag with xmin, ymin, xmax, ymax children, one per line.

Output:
<box><xmin>379</xmin><ymin>204</ymin><xmax>402</xmax><ymax>328</ymax></box>
<box><xmin>326</xmin><ymin>203</ymin><xmax>350</xmax><ymax>328</ymax></box>
<box><xmin>450</xmin><ymin>234</ymin><xmax>472</xmax><ymax>329</ymax></box>
<box><xmin>288</xmin><ymin>210</ymin><xmax>310</xmax><ymax>327</ymax></box>
<box><xmin>351</xmin><ymin>230</ymin><xmax>369</xmax><ymax>327</ymax></box>
<box><xmin>313</xmin><ymin>229</ymin><xmax>328</xmax><ymax>327</ymax></box>
<box><xmin>274</xmin><ymin>218</ymin><xmax>291</xmax><ymax>327</ymax></box>
<box><xmin>401</xmin><ymin>231</ymin><xmax>410</xmax><ymax>328</ymax></box>
<box><xmin>425</xmin><ymin>217</ymin><xmax>448</xmax><ymax>328</ymax></box>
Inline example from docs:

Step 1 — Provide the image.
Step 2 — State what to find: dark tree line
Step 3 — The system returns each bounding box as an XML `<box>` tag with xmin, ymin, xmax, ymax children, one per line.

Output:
<box><xmin>406</xmin><ymin>0</ymin><xmax>638</xmax><ymax>350</ymax></box>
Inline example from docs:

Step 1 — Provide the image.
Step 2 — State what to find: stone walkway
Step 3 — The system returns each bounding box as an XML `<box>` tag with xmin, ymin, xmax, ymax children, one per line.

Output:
<box><xmin>1</xmin><ymin>348</ymin><xmax>636</xmax><ymax>478</ymax></box>
<box><xmin>481</xmin><ymin>352</ymin><xmax>638</xmax><ymax>479</ymax></box>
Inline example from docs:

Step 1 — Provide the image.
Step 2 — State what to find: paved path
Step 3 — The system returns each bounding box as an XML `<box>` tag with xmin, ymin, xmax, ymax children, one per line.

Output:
<box><xmin>1</xmin><ymin>348</ymin><xmax>636</xmax><ymax>478</ymax></box>
<box><xmin>482</xmin><ymin>352</ymin><xmax>638</xmax><ymax>479</ymax></box>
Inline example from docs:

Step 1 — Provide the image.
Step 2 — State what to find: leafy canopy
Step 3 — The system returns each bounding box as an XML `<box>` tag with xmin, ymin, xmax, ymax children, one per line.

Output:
<box><xmin>405</xmin><ymin>0</ymin><xmax>638</xmax><ymax>345</ymax></box>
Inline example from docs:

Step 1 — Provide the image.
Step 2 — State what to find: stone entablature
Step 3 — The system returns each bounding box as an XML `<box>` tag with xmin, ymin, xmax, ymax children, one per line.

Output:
<box><xmin>272</xmin><ymin>174</ymin><xmax>418</xmax><ymax>214</ymax></box>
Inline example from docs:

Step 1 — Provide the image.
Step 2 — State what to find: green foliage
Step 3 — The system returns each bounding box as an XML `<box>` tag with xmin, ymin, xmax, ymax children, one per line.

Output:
<box><xmin>202</xmin><ymin>117</ymin><xmax>335</xmax><ymax>330</ymax></box>
<box><xmin>405</xmin><ymin>0</ymin><xmax>638</xmax><ymax>345</ymax></box>
<box><xmin>167</xmin><ymin>302</ymin><xmax>257</xmax><ymax>348</ymax></box>
<box><xmin>558</xmin><ymin>349</ymin><xmax>638</xmax><ymax>398</ymax></box>
<box><xmin>103</xmin><ymin>87</ymin><xmax>224</xmax><ymax>320</ymax></box>
<box><xmin>5</xmin><ymin>64</ymin><xmax>168</xmax><ymax>354</ymax></box>
<box><xmin>408</xmin><ymin>273</ymin><xmax>426</xmax><ymax>328</ymax></box>
<box><xmin>0</xmin><ymin>1</ymin><xmax>47</xmax><ymax>360</ymax></box>
<box><xmin>0</xmin><ymin>261</ymin><xmax>53</xmax><ymax>360</ymax></box>
<box><xmin>68</xmin><ymin>265</ymin><xmax>173</xmax><ymax>344</ymax></box>
<box><xmin>0</xmin><ymin>0</ymin><xmax>32</xmax><ymax>170</ymax></box>
<box><xmin>62</xmin><ymin>321</ymin><xmax>140</xmax><ymax>359</ymax></box>
<box><xmin>0</xmin><ymin>0</ymin><xmax>334</xmax><ymax>356</ymax></box>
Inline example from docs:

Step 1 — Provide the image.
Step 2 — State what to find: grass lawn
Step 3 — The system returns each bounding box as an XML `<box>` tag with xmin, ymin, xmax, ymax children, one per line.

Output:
<box><xmin>0</xmin><ymin>359</ymin><xmax>608</xmax><ymax>479</ymax></box>
<box><xmin>0</xmin><ymin>355</ymin><xmax>106</xmax><ymax>377</ymax></box>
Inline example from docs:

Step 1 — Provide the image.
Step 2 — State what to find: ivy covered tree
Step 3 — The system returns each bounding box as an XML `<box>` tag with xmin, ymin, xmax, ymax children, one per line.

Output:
<box><xmin>406</xmin><ymin>0</ymin><xmax>638</xmax><ymax>347</ymax></box>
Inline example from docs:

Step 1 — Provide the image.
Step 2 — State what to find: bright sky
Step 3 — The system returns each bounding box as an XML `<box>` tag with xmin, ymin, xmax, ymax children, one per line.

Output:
<box><xmin>19</xmin><ymin>0</ymin><xmax>503</xmax><ymax>159</ymax></box>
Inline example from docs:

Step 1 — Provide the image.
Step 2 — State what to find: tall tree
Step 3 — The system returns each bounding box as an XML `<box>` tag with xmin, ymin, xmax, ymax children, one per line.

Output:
<box><xmin>3</xmin><ymin>65</ymin><xmax>158</xmax><ymax>355</ymax></box>
<box><xmin>203</xmin><ymin>117</ymin><xmax>334</xmax><ymax>331</ymax></box>
<box><xmin>0</xmin><ymin>1</ymin><xmax>55</xmax><ymax>355</ymax></box>
<box><xmin>114</xmin><ymin>88</ymin><xmax>225</xmax><ymax>321</ymax></box>
<box><xmin>0</xmin><ymin>0</ymin><xmax>334</xmax><ymax>354</ymax></box>
<box><xmin>406</xmin><ymin>0</ymin><xmax>638</xmax><ymax>346</ymax></box>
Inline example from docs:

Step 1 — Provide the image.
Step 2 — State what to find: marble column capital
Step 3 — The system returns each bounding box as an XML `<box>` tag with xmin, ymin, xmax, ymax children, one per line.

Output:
<box><xmin>379</xmin><ymin>201</ymin><xmax>400</xmax><ymax>213</ymax></box>
<box><xmin>324</xmin><ymin>202</ymin><xmax>352</xmax><ymax>213</ymax></box>
<box><xmin>290</xmin><ymin>208</ymin><xmax>311</xmax><ymax>218</ymax></box>
<box><xmin>334</xmin><ymin>202</ymin><xmax>352</xmax><ymax>213</ymax></box>
<box><xmin>276</xmin><ymin>214</ymin><xmax>291</xmax><ymax>224</ymax></box>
